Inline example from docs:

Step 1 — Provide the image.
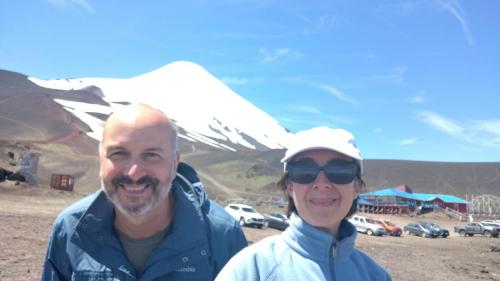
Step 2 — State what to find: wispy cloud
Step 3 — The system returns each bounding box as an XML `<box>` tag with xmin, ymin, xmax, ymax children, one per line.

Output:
<box><xmin>284</xmin><ymin>8</ymin><xmax>338</xmax><ymax>35</ymax></box>
<box><xmin>326</xmin><ymin>115</ymin><xmax>357</xmax><ymax>125</ymax></box>
<box><xmin>213</xmin><ymin>32</ymin><xmax>284</xmax><ymax>40</ymax></box>
<box><xmin>288</xmin><ymin>104</ymin><xmax>357</xmax><ymax>125</ymax></box>
<box><xmin>456</xmin><ymin>144</ymin><xmax>483</xmax><ymax>153</ymax></box>
<box><xmin>436</xmin><ymin>0</ymin><xmax>474</xmax><ymax>45</ymax></box>
<box><xmin>313</xmin><ymin>83</ymin><xmax>358</xmax><ymax>105</ymax></box>
<box><xmin>276</xmin><ymin>116</ymin><xmax>318</xmax><ymax>129</ymax></box>
<box><xmin>259</xmin><ymin>48</ymin><xmax>302</xmax><ymax>63</ymax></box>
<box><xmin>328</xmin><ymin>51</ymin><xmax>378</xmax><ymax>63</ymax></box>
<box><xmin>294</xmin><ymin>13</ymin><xmax>335</xmax><ymax>27</ymax></box>
<box><xmin>410</xmin><ymin>91</ymin><xmax>428</xmax><ymax>103</ymax></box>
<box><xmin>221</xmin><ymin>76</ymin><xmax>264</xmax><ymax>86</ymax></box>
<box><xmin>114</xmin><ymin>29</ymin><xmax>162</xmax><ymax>46</ymax></box>
<box><xmin>277</xmin><ymin>109</ymin><xmax>356</xmax><ymax>130</ymax></box>
<box><xmin>192</xmin><ymin>48</ymin><xmax>227</xmax><ymax>57</ymax></box>
<box><xmin>291</xmin><ymin>106</ymin><xmax>322</xmax><ymax>114</ymax></box>
<box><xmin>417</xmin><ymin>111</ymin><xmax>500</xmax><ymax>148</ymax></box>
<box><xmin>318</xmin><ymin>15</ymin><xmax>337</xmax><ymax>28</ymax></box>
<box><xmin>374</xmin><ymin>128</ymin><xmax>382</xmax><ymax>134</ymax></box>
<box><xmin>221</xmin><ymin>77</ymin><xmax>249</xmax><ymax>86</ymax></box>
<box><xmin>300</xmin><ymin>14</ymin><xmax>337</xmax><ymax>35</ymax></box>
<box><xmin>410</xmin><ymin>96</ymin><xmax>426</xmax><ymax>104</ymax></box>
<box><xmin>398</xmin><ymin>138</ymin><xmax>418</xmax><ymax>145</ymax></box>
<box><xmin>370</xmin><ymin>66</ymin><xmax>407</xmax><ymax>83</ymax></box>
<box><xmin>471</xmin><ymin>120</ymin><xmax>500</xmax><ymax>146</ymax></box>
<box><xmin>417</xmin><ymin>111</ymin><xmax>463</xmax><ymax>135</ymax></box>
<box><xmin>375</xmin><ymin>1</ymin><xmax>421</xmax><ymax>15</ymax></box>
<box><xmin>45</xmin><ymin>0</ymin><xmax>94</xmax><ymax>13</ymax></box>
<box><xmin>473</xmin><ymin>120</ymin><xmax>500</xmax><ymax>136</ymax></box>
<box><xmin>376</xmin><ymin>0</ymin><xmax>473</xmax><ymax>46</ymax></box>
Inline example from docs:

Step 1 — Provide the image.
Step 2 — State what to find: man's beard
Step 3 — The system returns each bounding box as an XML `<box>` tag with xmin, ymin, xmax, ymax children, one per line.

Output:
<box><xmin>103</xmin><ymin>174</ymin><xmax>174</xmax><ymax>217</ymax></box>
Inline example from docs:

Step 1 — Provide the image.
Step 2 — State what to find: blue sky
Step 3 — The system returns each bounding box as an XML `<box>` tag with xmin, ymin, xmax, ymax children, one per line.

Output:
<box><xmin>1</xmin><ymin>0</ymin><xmax>499</xmax><ymax>162</ymax></box>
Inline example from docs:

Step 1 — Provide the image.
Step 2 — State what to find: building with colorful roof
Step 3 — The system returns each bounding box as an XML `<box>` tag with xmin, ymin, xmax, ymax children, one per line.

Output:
<box><xmin>358</xmin><ymin>185</ymin><xmax>469</xmax><ymax>214</ymax></box>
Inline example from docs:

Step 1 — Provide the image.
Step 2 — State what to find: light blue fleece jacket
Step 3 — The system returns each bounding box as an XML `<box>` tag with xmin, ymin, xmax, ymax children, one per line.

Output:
<box><xmin>215</xmin><ymin>213</ymin><xmax>392</xmax><ymax>281</ymax></box>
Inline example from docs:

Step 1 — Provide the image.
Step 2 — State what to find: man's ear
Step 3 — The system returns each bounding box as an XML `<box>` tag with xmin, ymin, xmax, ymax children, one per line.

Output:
<box><xmin>175</xmin><ymin>151</ymin><xmax>181</xmax><ymax>167</ymax></box>
<box><xmin>170</xmin><ymin>151</ymin><xmax>181</xmax><ymax>177</ymax></box>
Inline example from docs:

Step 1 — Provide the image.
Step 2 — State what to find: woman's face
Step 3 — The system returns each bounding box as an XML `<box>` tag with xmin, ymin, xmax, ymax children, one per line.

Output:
<box><xmin>287</xmin><ymin>149</ymin><xmax>360</xmax><ymax>235</ymax></box>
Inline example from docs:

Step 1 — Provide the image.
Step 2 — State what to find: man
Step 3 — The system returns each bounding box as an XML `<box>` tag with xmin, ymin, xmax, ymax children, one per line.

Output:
<box><xmin>42</xmin><ymin>104</ymin><xmax>247</xmax><ymax>281</ymax></box>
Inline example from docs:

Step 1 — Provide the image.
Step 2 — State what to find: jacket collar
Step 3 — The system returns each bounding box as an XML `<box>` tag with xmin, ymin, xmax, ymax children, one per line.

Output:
<box><xmin>154</xmin><ymin>180</ymin><xmax>207</xmax><ymax>252</ymax></box>
<box><xmin>71</xmin><ymin>180</ymin><xmax>209</xmax><ymax>278</ymax></box>
<box><xmin>282</xmin><ymin>213</ymin><xmax>357</xmax><ymax>262</ymax></box>
<box><xmin>74</xmin><ymin>190</ymin><xmax>114</xmax><ymax>236</ymax></box>
<box><xmin>74</xmin><ymin>181</ymin><xmax>206</xmax><ymax>237</ymax></box>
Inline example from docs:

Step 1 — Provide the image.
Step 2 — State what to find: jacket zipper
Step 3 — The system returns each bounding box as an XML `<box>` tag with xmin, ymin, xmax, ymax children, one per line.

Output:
<box><xmin>331</xmin><ymin>241</ymin><xmax>337</xmax><ymax>281</ymax></box>
<box><xmin>331</xmin><ymin>242</ymin><xmax>337</xmax><ymax>258</ymax></box>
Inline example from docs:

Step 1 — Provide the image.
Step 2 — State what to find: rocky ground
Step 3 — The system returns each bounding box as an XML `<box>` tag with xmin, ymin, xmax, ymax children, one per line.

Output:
<box><xmin>1</xmin><ymin>183</ymin><xmax>499</xmax><ymax>281</ymax></box>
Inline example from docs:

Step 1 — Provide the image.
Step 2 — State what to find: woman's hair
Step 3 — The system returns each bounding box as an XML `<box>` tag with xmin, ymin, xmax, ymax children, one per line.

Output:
<box><xmin>277</xmin><ymin>165</ymin><xmax>365</xmax><ymax>218</ymax></box>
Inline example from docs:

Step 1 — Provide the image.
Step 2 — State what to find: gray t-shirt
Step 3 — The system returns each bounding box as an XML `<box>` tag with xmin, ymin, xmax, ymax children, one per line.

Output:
<box><xmin>116</xmin><ymin>226</ymin><xmax>169</xmax><ymax>275</ymax></box>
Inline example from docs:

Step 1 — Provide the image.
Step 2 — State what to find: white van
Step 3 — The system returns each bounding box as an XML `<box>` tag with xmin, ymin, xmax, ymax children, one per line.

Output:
<box><xmin>348</xmin><ymin>215</ymin><xmax>387</xmax><ymax>236</ymax></box>
<box><xmin>224</xmin><ymin>203</ymin><xmax>267</xmax><ymax>228</ymax></box>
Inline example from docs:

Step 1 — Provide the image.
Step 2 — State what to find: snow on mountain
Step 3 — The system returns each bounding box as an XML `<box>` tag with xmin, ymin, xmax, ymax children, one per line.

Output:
<box><xmin>29</xmin><ymin>61</ymin><xmax>291</xmax><ymax>151</ymax></box>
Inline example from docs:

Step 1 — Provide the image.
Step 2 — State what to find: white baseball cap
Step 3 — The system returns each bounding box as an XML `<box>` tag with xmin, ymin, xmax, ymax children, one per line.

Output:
<box><xmin>281</xmin><ymin>126</ymin><xmax>363</xmax><ymax>173</ymax></box>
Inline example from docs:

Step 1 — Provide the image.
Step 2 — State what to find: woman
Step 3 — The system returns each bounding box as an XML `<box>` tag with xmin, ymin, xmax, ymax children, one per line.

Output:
<box><xmin>216</xmin><ymin>127</ymin><xmax>391</xmax><ymax>281</ymax></box>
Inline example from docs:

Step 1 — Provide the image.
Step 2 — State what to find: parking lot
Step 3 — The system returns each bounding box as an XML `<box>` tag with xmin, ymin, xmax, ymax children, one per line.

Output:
<box><xmin>0</xmin><ymin>189</ymin><xmax>499</xmax><ymax>281</ymax></box>
<box><xmin>242</xmin><ymin>212</ymin><xmax>500</xmax><ymax>281</ymax></box>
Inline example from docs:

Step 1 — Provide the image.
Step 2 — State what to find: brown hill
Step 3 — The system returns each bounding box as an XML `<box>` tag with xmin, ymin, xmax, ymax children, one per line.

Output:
<box><xmin>183</xmin><ymin>150</ymin><xmax>500</xmax><ymax>199</ymax></box>
<box><xmin>0</xmin><ymin>70</ymin><xmax>103</xmax><ymax>190</ymax></box>
<box><xmin>363</xmin><ymin>159</ymin><xmax>500</xmax><ymax>197</ymax></box>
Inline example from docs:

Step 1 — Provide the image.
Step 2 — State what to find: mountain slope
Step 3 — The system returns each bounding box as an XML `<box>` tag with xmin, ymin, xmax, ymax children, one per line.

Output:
<box><xmin>28</xmin><ymin>61</ymin><xmax>291</xmax><ymax>151</ymax></box>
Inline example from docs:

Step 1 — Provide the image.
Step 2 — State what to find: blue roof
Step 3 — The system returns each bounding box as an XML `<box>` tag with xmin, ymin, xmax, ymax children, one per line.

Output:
<box><xmin>431</xmin><ymin>194</ymin><xmax>469</xmax><ymax>204</ymax></box>
<box><xmin>358</xmin><ymin>198</ymin><xmax>375</xmax><ymax>206</ymax></box>
<box><xmin>361</xmin><ymin>188</ymin><xmax>469</xmax><ymax>204</ymax></box>
<box><xmin>362</xmin><ymin>188</ymin><xmax>418</xmax><ymax>200</ymax></box>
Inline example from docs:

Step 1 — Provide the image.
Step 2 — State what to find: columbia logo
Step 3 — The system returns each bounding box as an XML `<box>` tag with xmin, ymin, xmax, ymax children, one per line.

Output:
<box><xmin>176</xmin><ymin>266</ymin><xmax>196</xmax><ymax>273</ymax></box>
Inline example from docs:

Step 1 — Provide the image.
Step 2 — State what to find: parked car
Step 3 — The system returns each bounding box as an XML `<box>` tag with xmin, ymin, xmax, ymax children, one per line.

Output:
<box><xmin>454</xmin><ymin>222</ymin><xmax>500</xmax><ymax>238</ymax></box>
<box><xmin>348</xmin><ymin>215</ymin><xmax>387</xmax><ymax>236</ymax></box>
<box><xmin>403</xmin><ymin>222</ymin><xmax>438</xmax><ymax>238</ymax></box>
<box><xmin>374</xmin><ymin>219</ymin><xmax>402</xmax><ymax>236</ymax></box>
<box><xmin>263</xmin><ymin>212</ymin><xmax>289</xmax><ymax>231</ymax></box>
<box><xmin>419</xmin><ymin>221</ymin><xmax>449</xmax><ymax>238</ymax></box>
<box><xmin>480</xmin><ymin>220</ymin><xmax>500</xmax><ymax>227</ymax></box>
<box><xmin>224</xmin><ymin>203</ymin><xmax>266</xmax><ymax>228</ymax></box>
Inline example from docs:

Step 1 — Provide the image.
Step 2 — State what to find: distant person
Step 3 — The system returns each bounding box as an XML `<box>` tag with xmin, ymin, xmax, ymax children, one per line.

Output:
<box><xmin>417</xmin><ymin>204</ymin><xmax>423</xmax><ymax>216</ymax></box>
<box><xmin>216</xmin><ymin>127</ymin><xmax>391</xmax><ymax>281</ymax></box>
<box><xmin>42</xmin><ymin>104</ymin><xmax>247</xmax><ymax>281</ymax></box>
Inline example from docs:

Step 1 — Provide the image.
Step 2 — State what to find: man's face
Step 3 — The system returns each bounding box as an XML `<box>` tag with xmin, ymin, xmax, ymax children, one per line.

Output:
<box><xmin>99</xmin><ymin>114</ymin><xmax>178</xmax><ymax>217</ymax></box>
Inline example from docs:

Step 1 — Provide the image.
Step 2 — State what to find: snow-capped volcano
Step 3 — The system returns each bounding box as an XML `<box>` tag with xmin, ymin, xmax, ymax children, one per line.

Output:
<box><xmin>28</xmin><ymin>61</ymin><xmax>291</xmax><ymax>151</ymax></box>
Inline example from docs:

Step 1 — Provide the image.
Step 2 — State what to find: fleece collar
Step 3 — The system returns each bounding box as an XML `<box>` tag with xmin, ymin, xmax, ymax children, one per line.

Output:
<box><xmin>282</xmin><ymin>213</ymin><xmax>357</xmax><ymax>263</ymax></box>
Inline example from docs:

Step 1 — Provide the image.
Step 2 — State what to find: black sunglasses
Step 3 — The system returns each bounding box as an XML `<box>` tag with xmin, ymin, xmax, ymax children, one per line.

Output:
<box><xmin>286</xmin><ymin>158</ymin><xmax>359</xmax><ymax>185</ymax></box>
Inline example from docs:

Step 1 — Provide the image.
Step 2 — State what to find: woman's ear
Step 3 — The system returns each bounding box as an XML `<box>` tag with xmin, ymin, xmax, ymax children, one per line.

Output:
<box><xmin>286</xmin><ymin>180</ymin><xmax>293</xmax><ymax>195</ymax></box>
<box><xmin>353</xmin><ymin>180</ymin><xmax>362</xmax><ymax>197</ymax></box>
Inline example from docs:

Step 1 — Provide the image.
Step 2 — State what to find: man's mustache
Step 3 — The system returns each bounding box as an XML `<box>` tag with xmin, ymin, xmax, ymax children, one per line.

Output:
<box><xmin>111</xmin><ymin>175</ymin><xmax>160</xmax><ymax>188</ymax></box>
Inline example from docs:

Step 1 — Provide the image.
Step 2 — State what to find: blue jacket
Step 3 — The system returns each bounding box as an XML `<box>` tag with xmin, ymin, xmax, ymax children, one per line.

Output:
<box><xmin>215</xmin><ymin>213</ymin><xmax>391</xmax><ymax>281</ymax></box>
<box><xmin>42</xmin><ymin>163</ymin><xmax>247</xmax><ymax>281</ymax></box>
